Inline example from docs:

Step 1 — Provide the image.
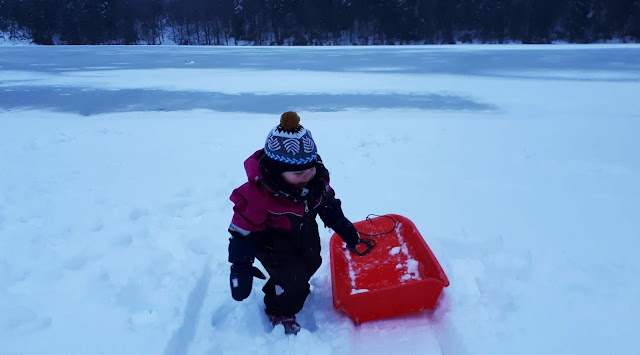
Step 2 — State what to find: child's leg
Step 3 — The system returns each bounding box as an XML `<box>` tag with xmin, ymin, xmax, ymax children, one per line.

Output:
<box><xmin>259</xmin><ymin>254</ymin><xmax>315</xmax><ymax>316</ymax></box>
<box><xmin>255</xmin><ymin>227</ymin><xmax>322</xmax><ymax>317</ymax></box>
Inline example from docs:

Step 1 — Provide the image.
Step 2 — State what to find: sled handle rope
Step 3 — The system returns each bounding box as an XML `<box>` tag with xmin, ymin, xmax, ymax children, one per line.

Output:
<box><xmin>349</xmin><ymin>214</ymin><xmax>398</xmax><ymax>256</ymax></box>
<box><xmin>348</xmin><ymin>238</ymin><xmax>376</xmax><ymax>256</ymax></box>
<box><xmin>359</xmin><ymin>214</ymin><xmax>398</xmax><ymax>237</ymax></box>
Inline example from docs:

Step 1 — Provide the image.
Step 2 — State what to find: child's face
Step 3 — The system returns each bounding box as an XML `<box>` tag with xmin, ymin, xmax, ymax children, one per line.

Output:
<box><xmin>281</xmin><ymin>166</ymin><xmax>317</xmax><ymax>188</ymax></box>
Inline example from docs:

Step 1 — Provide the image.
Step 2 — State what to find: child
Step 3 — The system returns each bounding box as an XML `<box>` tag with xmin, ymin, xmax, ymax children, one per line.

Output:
<box><xmin>227</xmin><ymin>111</ymin><xmax>363</xmax><ymax>335</ymax></box>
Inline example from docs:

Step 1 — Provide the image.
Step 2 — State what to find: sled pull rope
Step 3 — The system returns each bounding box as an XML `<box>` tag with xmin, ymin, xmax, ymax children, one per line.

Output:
<box><xmin>358</xmin><ymin>214</ymin><xmax>398</xmax><ymax>237</ymax></box>
<box><xmin>348</xmin><ymin>215</ymin><xmax>396</xmax><ymax>256</ymax></box>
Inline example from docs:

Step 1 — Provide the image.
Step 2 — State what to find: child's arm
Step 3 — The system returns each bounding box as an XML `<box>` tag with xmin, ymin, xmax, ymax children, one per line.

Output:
<box><xmin>228</xmin><ymin>230</ymin><xmax>266</xmax><ymax>301</ymax></box>
<box><xmin>228</xmin><ymin>185</ymin><xmax>268</xmax><ymax>301</ymax></box>
<box><xmin>318</xmin><ymin>190</ymin><xmax>360</xmax><ymax>249</ymax></box>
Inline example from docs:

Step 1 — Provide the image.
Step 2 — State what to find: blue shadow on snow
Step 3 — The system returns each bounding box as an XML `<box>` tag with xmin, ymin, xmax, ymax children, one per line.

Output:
<box><xmin>0</xmin><ymin>87</ymin><xmax>497</xmax><ymax>115</ymax></box>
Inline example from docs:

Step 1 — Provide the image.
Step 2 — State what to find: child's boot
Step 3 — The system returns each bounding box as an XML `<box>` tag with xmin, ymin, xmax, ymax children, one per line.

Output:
<box><xmin>268</xmin><ymin>314</ymin><xmax>301</xmax><ymax>335</ymax></box>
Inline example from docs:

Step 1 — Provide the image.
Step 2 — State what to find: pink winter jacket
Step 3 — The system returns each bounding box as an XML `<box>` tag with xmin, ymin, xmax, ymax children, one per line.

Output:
<box><xmin>228</xmin><ymin>149</ymin><xmax>332</xmax><ymax>236</ymax></box>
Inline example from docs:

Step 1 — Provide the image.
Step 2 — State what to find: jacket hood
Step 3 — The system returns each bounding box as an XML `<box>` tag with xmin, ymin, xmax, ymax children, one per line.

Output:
<box><xmin>243</xmin><ymin>149</ymin><xmax>264</xmax><ymax>183</ymax></box>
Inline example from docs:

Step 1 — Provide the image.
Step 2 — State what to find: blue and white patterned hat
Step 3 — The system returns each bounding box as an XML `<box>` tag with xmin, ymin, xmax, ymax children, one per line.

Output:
<box><xmin>263</xmin><ymin>112</ymin><xmax>318</xmax><ymax>171</ymax></box>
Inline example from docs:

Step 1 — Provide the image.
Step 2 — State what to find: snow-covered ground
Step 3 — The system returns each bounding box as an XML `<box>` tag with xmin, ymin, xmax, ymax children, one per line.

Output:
<box><xmin>1</xmin><ymin>45</ymin><xmax>639</xmax><ymax>355</ymax></box>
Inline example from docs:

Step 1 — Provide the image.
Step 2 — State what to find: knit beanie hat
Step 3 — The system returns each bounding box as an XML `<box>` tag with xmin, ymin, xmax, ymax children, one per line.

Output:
<box><xmin>263</xmin><ymin>111</ymin><xmax>318</xmax><ymax>172</ymax></box>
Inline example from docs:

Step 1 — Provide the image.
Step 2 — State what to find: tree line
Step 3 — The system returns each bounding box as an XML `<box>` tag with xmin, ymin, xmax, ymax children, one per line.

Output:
<box><xmin>1</xmin><ymin>0</ymin><xmax>639</xmax><ymax>45</ymax></box>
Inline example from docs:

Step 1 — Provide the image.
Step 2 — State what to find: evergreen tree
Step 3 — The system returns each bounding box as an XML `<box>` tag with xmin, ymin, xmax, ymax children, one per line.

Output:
<box><xmin>566</xmin><ymin>0</ymin><xmax>595</xmax><ymax>43</ymax></box>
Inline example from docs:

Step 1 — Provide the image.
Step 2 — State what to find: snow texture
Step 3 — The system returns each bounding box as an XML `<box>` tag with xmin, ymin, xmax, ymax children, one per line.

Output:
<box><xmin>344</xmin><ymin>245</ymin><xmax>368</xmax><ymax>295</ymax></box>
<box><xmin>395</xmin><ymin>222</ymin><xmax>422</xmax><ymax>282</ymax></box>
<box><xmin>1</xmin><ymin>45</ymin><xmax>639</xmax><ymax>355</ymax></box>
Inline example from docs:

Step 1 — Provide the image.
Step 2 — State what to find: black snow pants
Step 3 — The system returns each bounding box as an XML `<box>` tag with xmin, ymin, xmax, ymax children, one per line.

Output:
<box><xmin>254</xmin><ymin>219</ymin><xmax>322</xmax><ymax>317</ymax></box>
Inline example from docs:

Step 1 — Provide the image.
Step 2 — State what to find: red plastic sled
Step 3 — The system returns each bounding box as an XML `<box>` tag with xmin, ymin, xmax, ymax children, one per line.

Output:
<box><xmin>329</xmin><ymin>214</ymin><xmax>449</xmax><ymax>324</ymax></box>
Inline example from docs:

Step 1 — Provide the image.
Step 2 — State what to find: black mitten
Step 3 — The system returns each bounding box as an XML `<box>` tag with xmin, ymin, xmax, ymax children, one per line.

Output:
<box><xmin>230</xmin><ymin>263</ymin><xmax>267</xmax><ymax>301</ymax></box>
<box><xmin>340</xmin><ymin>222</ymin><xmax>360</xmax><ymax>250</ymax></box>
<box><xmin>319</xmin><ymin>193</ymin><xmax>360</xmax><ymax>248</ymax></box>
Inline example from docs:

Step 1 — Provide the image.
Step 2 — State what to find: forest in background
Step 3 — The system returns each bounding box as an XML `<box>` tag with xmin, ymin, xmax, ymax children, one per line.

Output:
<box><xmin>1</xmin><ymin>0</ymin><xmax>639</xmax><ymax>45</ymax></box>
